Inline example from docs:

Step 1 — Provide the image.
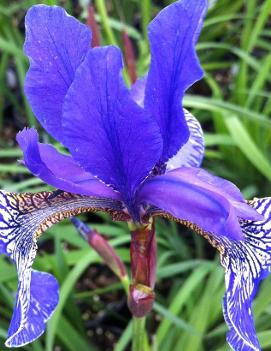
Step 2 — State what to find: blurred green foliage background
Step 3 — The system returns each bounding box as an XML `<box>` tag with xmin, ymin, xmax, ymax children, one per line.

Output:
<box><xmin>0</xmin><ymin>0</ymin><xmax>271</xmax><ymax>350</ymax></box>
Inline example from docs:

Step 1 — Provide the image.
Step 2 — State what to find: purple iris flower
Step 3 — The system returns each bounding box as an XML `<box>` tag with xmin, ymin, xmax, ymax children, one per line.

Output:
<box><xmin>0</xmin><ymin>0</ymin><xmax>270</xmax><ymax>350</ymax></box>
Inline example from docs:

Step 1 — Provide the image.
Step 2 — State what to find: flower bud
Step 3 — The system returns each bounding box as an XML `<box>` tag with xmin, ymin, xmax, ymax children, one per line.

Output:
<box><xmin>71</xmin><ymin>218</ymin><xmax>127</xmax><ymax>279</ymax></box>
<box><xmin>128</xmin><ymin>284</ymin><xmax>155</xmax><ymax>318</ymax></box>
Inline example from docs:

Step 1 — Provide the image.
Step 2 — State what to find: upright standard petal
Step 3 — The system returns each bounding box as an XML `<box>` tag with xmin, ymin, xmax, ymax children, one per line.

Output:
<box><xmin>166</xmin><ymin>109</ymin><xmax>205</xmax><ymax>170</ymax></box>
<box><xmin>63</xmin><ymin>46</ymin><xmax>162</xmax><ymax>207</ymax></box>
<box><xmin>0</xmin><ymin>190</ymin><xmax>126</xmax><ymax>347</ymax></box>
<box><xmin>138</xmin><ymin>168</ymin><xmax>262</xmax><ymax>240</ymax></box>
<box><xmin>24</xmin><ymin>5</ymin><xmax>91</xmax><ymax>141</ymax></box>
<box><xmin>17</xmin><ymin>128</ymin><xmax>120</xmax><ymax>199</ymax></box>
<box><xmin>131</xmin><ymin>79</ymin><xmax>205</xmax><ymax>170</ymax></box>
<box><xmin>145</xmin><ymin>0</ymin><xmax>208</xmax><ymax>163</ymax></box>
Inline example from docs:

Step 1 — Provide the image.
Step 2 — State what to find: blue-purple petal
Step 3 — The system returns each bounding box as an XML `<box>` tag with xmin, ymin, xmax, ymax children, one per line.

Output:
<box><xmin>63</xmin><ymin>46</ymin><xmax>162</xmax><ymax>206</ymax></box>
<box><xmin>152</xmin><ymin>196</ymin><xmax>271</xmax><ymax>349</ymax></box>
<box><xmin>223</xmin><ymin>265</ymin><xmax>261</xmax><ymax>351</ymax></box>
<box><xmin>17</xmin><ymin>128</ymin><xmax>120</xmax><ymax>199</ymax></box>
<box><xmin>166</xmin><ymin>109</ymin><xmax>205</xmax><ymax>170</ymax></box>
<box><xmin>130</xmin><ymin>77</ymin><xmax>146</xmax><ymax>107</ymax></box>
<box><xmin>130</xmin><ymin>79</ymin><xmax>205</xmax><ymax>170</ymax></box>
<box><xmin>213</xmin><ymin>197</ymin><xmax>271</xmax><ymax>350</ymax></box>
<box><xmin>6</xmin><ymin>271</ymin><xmax>59</xmax><ymax>347</ymax></box>
<box><xmin>138</xmin><ymin>167</ymin><xmax>262</xmax><ymax>240</ymax></box>
<box><xmin>0</xmin><ymin>190</ymin><xmax>59</xmax><ymax>347</ymax></box>
<box><xmin>145</xmin><ymin>0</ymin><xmax>208</xmax><ymax>163</ymax></box>
<box><xmin>0</xmin><ymin>189</ymin><xmax>125</xmax><ymax>347</ymax></box>
<box><xmin>24</xmin><ymin>5</ymin><xmax>91</xmax><ymax>141</ymax></box>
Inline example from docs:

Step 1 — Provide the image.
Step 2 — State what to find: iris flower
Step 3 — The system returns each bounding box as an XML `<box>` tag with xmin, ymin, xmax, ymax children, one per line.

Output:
<box><xmin>0</xmin><ymin>0</ymin><xmax>270</xmax><ymax>350</ymax></box>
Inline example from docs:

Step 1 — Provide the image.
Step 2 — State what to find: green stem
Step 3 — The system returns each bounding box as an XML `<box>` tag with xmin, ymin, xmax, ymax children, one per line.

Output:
<box><xmin>132</xmin><ymin>317</ymin><xmax>146</xmax><ymax>351</ymax></box>
<box><xmin>120</xmin><ymin>274</ymin><xmax>130</xmax><ymax>295</ymax></box>
<box><xmin>94</xmin><ymin>0</ymin><xmax>130</xmax><ymax>85</ymax></box>
<box><xmin>140</xmin><ymin>0</ymin><xmax>151</xmax><ymax>41</ymax></box>
<box><xmin>95</xmin><ymin>0</ymin><xmax>117</xmax><ymax>45</ymax></box>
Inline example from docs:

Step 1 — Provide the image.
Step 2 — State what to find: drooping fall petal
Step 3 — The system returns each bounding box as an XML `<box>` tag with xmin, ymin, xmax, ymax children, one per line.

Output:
<box><xmin>6</xmin><ymin>271</ymin><xmax>59</xmax><ymax>347</ymax></box>
<box><xmin>0</xmin><ymin>190</ymin><xmax>124</xmax><ymax>346</ymax></box>
<box><xmin>221</xmin><ymin>197</ymin><xmax>271</xmax><ymax>351</ymax></box>
<box><xmin>152</xmin><ymin>197</ymin><xmax>271</xmax><ymax>350</ymax></box>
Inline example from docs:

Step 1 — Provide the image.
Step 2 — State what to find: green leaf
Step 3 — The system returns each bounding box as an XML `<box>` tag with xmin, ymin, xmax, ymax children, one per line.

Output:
<box><xmin>224</xmin><ymin>116</ymin><xmax>271</xmax><ymax>181</ymax></box>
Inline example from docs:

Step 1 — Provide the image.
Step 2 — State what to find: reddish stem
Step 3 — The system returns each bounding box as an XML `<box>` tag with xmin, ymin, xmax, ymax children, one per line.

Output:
<box><xmin>87</xmin><ymin>5</ymin><xmax>101</xmax><ymax>47</ymax></box>
<box><xmin>122</xmin><ymin>30</ymin><xmax>137</xmax><ymax>83</ymax></box>
<box><xmin>128</xmin><ymin>222</ymin><xmax>157</xmax><ymax>317</ymax></box>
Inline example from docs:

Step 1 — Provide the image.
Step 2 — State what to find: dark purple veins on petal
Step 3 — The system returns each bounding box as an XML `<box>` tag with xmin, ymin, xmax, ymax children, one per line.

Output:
<box><xmin>201</xmin><ymin>198</ymin><xmax>271</xmax><ymax>351</ymax></box>
<box><xmin>154</xmin><ymin>197</ymin><xmax>269</xmax><ymax>351</ymax></box>
<box><xmin>63</xmin><ymin>46</ymin><xmax>162</xmax><ymax>209</ymax></box>
<box><xmin>24</xmin><ymin>5</ymin><xmax>91</xmax><ymax>142</ymax></box>
<box><xmin>0</xmin><ymin>190</ymin><xmax>125</xmax><ymax>347</ymax></box>
<box><xmin>221</xmin><ymin>197</ymin><xmax>271</xmax><ymax>351</ymax></box>
<box><xmin>6</xmin><ymin>271</ymin><xmax>59</xmax><ymax>348</ymax></box>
